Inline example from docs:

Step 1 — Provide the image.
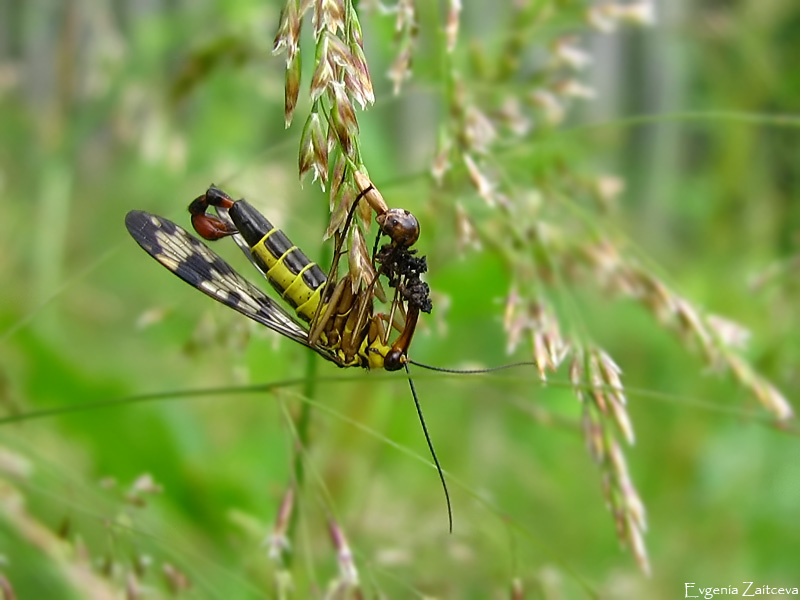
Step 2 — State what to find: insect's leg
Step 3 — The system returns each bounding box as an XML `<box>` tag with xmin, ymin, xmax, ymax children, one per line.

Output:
<box><xmin>340</xmin><ymin>297</ymin><xmax>363</xmax><ymax>362</ymax></box>
<box><xmin>367</xmin><ymin>313</ymin><xmax>388</xmax><ymax>348</ymax></box>
<box><xmin>341</xmin><ymin>282</ymin><xmax>380</xmax><ymax>361</ymax></box>
<box><xmin>395</xmin><ymin>289</ymin><xmax>408</xmax><ymax>324</ymax></box>
<box><xmin>329</xmin><ymin>282</ymin><xmax>354</xmax><ymax>343</ymax></box>
<box><xmin>371</xmin><ymin>229</ymin><xmax>384</xmax><ymax>266</ymax></box>
<box><xmin>383</xmin><ymin>305</ymin><xmax>420</xmax><ymax>372</ymax></box>
<box><xmin>308</xmin><ymin>275</ymin><xmax>348</xmax><ymax>346</ymax></box>
<box><xmin>383</xmin><ymin>285</ymin><xmax>403</xmax><ymax>346</ymax></box>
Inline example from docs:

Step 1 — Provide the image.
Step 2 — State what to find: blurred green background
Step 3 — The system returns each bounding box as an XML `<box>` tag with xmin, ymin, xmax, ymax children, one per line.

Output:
<box><xmin>1</xmin><ymin>1</ymin><xmax>799</xmax><ymax>598</ymax></box>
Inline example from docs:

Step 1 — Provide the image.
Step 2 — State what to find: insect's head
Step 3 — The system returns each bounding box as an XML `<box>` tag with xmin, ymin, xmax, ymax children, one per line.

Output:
<box><xmin>383</xmin><ymin>347</ymin><xmax>406</xmax><ymax>371</ymax></box>
<box><xmin>377</xmin><ymin>208</ymin><xmax>420</xmax><ymax>249</ymax></box>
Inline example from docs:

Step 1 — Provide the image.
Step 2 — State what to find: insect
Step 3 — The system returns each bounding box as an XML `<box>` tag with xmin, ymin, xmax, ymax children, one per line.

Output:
<box><xmin>125</xmin><ymin>177</ymin><xmax>452</xmax><ymax>530</ymax></box>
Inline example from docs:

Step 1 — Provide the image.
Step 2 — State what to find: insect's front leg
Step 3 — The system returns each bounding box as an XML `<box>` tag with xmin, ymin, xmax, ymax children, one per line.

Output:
<box><xmin>382</xmin><ymin>305</ymin><xmax>420</xmax><ymax>372</ymax></box>
<box><xmin>308</xmin><ymin>275</ymin><xmax>348</xmax><ymax>346</ymax></box>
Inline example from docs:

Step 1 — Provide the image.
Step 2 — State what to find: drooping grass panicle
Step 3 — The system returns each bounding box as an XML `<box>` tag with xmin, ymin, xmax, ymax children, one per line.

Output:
<box><xmin>272</xmin><ymin>1</ymin><xmax>418</xmax><ymax>312</ymax></box>
<box><xmin>273</xmin><ymin>0</ymin><xmax>375</xmax><ymax>201</ymax></box>
<box><xmin>579</xmin><ymin>240</ymin><xmax>794</xmax><ymax>421</ymax></box>
<box><xmin>417</xmin><ymin>0</ymin><xmax>790</xmax><ymax>574</ymax></box>
<box><xmin>571</xmin><ymin>347</ymin><xmax>649</xmax><ymax>574</ymax></box>
<box><xmin>504</xmin><ymin>293</ymin><xmax>569</xmax><ymax>380</ymax></box>
<box><xmin>274</xmin><ymin>0</ymin><xmax>388</xmax><ymax>299</ymax></box>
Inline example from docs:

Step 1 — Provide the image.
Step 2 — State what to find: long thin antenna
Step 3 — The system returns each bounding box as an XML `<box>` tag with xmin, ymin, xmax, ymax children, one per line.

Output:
<box><xmin>404</xmin><ymin>362</ymin><xmax>453</xmax><ymax>533</ymax></box>
<box><xmin>409</xmin><ymin>360</ymin><xmax>537</xmax><ymax>374</ymax></box>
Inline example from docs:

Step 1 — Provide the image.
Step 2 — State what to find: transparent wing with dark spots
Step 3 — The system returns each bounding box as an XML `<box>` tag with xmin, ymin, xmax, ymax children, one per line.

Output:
<box><xmin>125</xmin><ymin>210</ymin><xmax>338</xmax><ymax>361</ymax></box>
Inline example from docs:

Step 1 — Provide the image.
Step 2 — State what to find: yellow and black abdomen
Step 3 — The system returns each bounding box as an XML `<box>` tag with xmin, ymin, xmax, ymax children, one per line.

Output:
<box><xmin>229</xmin><ymin>200</ymin><xmax>326</xmax><ymax>324</ymax></box>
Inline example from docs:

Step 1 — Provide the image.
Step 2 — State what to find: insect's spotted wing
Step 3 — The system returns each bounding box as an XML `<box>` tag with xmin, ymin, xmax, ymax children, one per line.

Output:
<box><xmin>125</xmin><ymin>210</ymin><xmax>334</xmax><ymax>358</ymax></box>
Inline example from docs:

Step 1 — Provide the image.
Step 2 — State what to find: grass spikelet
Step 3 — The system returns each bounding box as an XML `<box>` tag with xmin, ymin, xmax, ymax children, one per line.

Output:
<box><xmin>265</xmin><ymin>485</ymin><xmax>295</xmax><ymax>564</ymax></box>
<box><xmin>445</xmin><ymin>0</ymin><xmax>461</xmax><ymax>54</ymax></box>
<box><xmin>387</xmin><ymin>0</ymin><xmax>417</xmax><ymax>95</ymax></box>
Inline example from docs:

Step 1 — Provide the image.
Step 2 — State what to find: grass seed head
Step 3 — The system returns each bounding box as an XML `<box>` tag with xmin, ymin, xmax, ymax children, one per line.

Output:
<box><xmin>445</xmin><ymin>0</ymin><xmax>462</xmax><ymax>53</ymax></box>
<box><xmin>314</xmin><ymin>0</ymin><xmax>346</xmax><ymax>37</ymax></box>
<box><xmin>296</xmin><ymin>110</ymin><xmax>329</xmax><ymax>187</ymax></box>
<box><xmin>284</xmin><ymin>51</ymin><xmax>301</xmax><ymax>127</ymax></box>
<box><xmin>431</xmin><ymin>135</ymin><xmax>452</xmax><ymax>185</ymax></box>
<box><xmin>162</xmin><ymin>563</ymin><xmax>192</xmax><ymax>594</ymax></box>
<box><xmin>613</xmin><ymin>1</ymin><xmax>657</xmax><ymax>26</ymax></box>
<box><xmin>345</xmin><ymin>41</ymin><xmax>375</xmax><ymax>108</ymax></box>
<box><xmin>329</xmin><ymin>520</ymin><xmax>359</xmax><ymax>586</ymax></box>
<box><xmin>388</xmin><ymin>46</ymin><xmax>412</xmax><ymax>95</ymax></box>
<box><xmin>528</xmin><ymin>89</ymin><xmax>565</xmax><ymax>126</ymax></box>
<box><xmin>326</xmin><ymin>184</ymin><xmax>355</xmax><ymax>239</ymax></box>
<box><xmin>511</xmin><ymin>577</ymin><xmax>524</xmax><ymax>600</ymax></box>
<box><xmin>463</xmin><ymin>105</ymin><xmax>497</xmax><ymax>154</ymax></box>
<box><xmin>455</xmin><ymin>201</ymin><xmax>481</xmax><ymax>253</ymax></box>
<box><xmin>354</xmin><ymin>170</ymin><xmax>388</xmax><ymax>215</ymax></box>
<box><xmin>273</xmin><ymin>0</ymin><xmax>302</xmax><ymax>62</ymax></box>
<box><xmin>552</xmin><ymin>37</ymin><xmax>593</xmax><ymax>70</ymax></box>
<box><xmin>265</xmin><ymin>486</ymin><xmax>295</xmax><ymax>563</ymax></box>
<box><xmin>753</xmin><ymin>380</ymin><xmax>794</xmax><ymax>421</ymax></box>
<box><xmin>310</xmin><ymin>37</ymin><xmax>334</xmax><ymax>102</ymax></box>
<box><xmin>298</xmin><ymin>113</ymin><xmax>317</xmax><ymax>181</ymax></box>
<box><xmin>329</xmin><ymin>151</ymin><xmax>347</xmax><ymax>209</ymax></box>
<box><xmin>463</xmin><ymin>153</ymin><xmax>496</xmax><ymax>207</ymax></box>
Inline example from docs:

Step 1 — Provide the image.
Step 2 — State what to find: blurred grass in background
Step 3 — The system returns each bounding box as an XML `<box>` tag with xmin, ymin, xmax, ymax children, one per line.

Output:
<box><xmin>0</xmin><ymin>1</ymin><xmax>799</xmax><ymax>598</ymax></box>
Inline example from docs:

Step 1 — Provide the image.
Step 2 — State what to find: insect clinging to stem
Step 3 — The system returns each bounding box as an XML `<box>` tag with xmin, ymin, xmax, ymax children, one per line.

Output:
<box><xmin>125</xmin><ymin>174</ymin><xmax>455</xmax><ymax>530</ymax></box>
